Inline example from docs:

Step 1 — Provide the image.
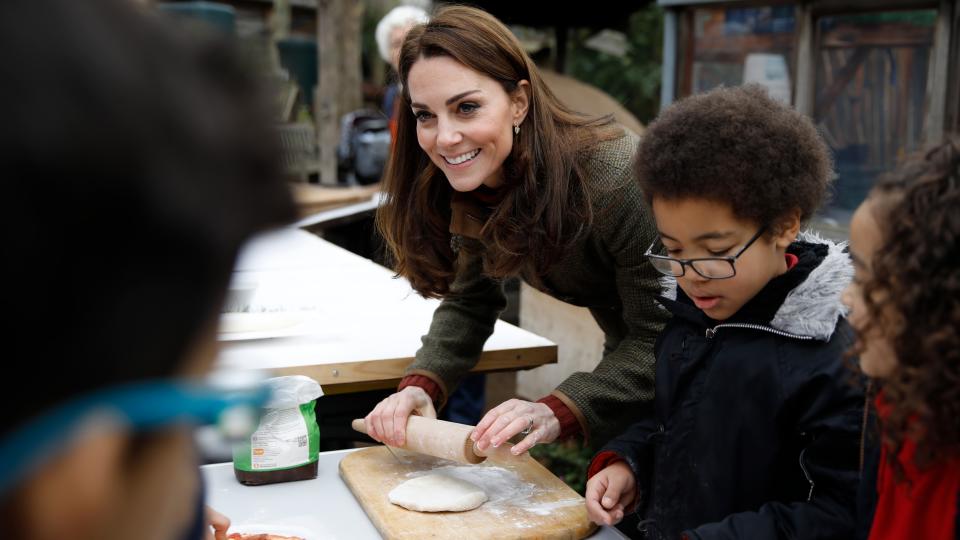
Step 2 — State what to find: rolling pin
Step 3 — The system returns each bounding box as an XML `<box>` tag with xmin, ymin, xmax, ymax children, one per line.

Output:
<box><xmin>351</xmin><ymin>416</ymin><xmax>515</xmax><ymax>464</ymax></box>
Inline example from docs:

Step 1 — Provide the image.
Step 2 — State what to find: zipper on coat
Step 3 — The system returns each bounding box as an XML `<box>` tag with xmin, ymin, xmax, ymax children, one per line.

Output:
<box><xmin>705</xmin><ymin>322</ymin><xmax>815</xmax><ymax>341</ymax></box>
<box><xmin>859</xmin><ymin>380</ymin><xmax>874</xmax><ymax>475</ymax></box>
<box><xmin>799</xmin><ymin>447</ymin><xmax>815</xmax><ymax>501</ymax></box>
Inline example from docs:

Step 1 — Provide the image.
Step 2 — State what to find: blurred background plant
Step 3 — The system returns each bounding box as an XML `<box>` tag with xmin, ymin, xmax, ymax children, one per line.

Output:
<box><xmin>530</xmin><ymin>439</ymin><xmax>597</xmax><ymax>495</ymax></box>
<box><xmin>567</xmin><ymin>3</ymin><xmax>664</xmax><ymax>124</ymax></box>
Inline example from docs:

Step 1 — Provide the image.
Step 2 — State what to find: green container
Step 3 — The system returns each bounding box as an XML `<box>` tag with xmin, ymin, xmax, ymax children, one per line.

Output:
<box><xmin>277</xmin><ymin>37</ymin><xmax>318</xmax><ymax>109</ymax></box>
<box><xmin>158</xmin><ymin>2</ymin><xmax>236</xmax><ymax>35</ymax></box>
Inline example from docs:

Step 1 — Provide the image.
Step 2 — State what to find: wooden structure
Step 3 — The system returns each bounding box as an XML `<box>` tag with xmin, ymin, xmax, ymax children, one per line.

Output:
<box><xmin>658</xmin><ymin>0</ymin><xmax>960</xmax><ymax>219</ymax></box>
<box><xmin>317</xmin><ymin>0</ymin><xmax>363</xmax><ymax>184</ymax></box>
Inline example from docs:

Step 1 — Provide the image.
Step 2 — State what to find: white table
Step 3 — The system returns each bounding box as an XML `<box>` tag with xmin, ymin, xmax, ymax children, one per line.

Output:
<box><xmin>201</xmin><ymin>449</ymin><xmax>628</xmax><ymax>539</ymax></box>
<box><xmin>216</xmin><ymin>228</ymin><xmax>557</xmax><ymax>394</ymax></box>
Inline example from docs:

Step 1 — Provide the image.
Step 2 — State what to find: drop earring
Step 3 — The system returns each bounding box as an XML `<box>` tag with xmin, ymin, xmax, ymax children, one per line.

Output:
<box><xmin>513</xmin><ymin>123</ymin><xmax>520</xmax><ymax>135</ymax></box>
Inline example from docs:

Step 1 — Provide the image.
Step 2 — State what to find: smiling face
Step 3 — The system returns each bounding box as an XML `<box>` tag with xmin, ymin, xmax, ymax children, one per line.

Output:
<box><xmin>651</xmin><ymin>197</ymin><xmax>799</xmax><ymax>321</ymax></box>
<box><xmin>842</xmin><ymin>198</ymin><xmax>899</xmax><ymax>378</ymax></box>
<box><xmin>407</xmin><ymin>55</ymin><xmax>528</xmax><ymax>192</ymax></box>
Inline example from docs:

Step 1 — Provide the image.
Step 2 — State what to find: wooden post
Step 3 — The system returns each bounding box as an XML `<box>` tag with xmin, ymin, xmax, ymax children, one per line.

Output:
<box><xmin>341</xmin><ymin>1</ymin><xmax>364</xmax><ymax>116</ymax></box>
<box><xmin>271</xmin><ymin>0</ymin><xmax>290</xmax><ymax>41</ymax></box>
<box><xmin>660</xmin><ymin>8</ymin><xmax>678</xmax><ymax>112</ymax></box>
<box><xmin>794</xmin><ymin>2</ymin><xmax>816</xmax><ymax>118</ymax></box>
<box><xmin>948</xmin><ymin>0</ymin><xmax>960</xmax><ymax>133</ymax></box>
<box><xmin>317</xmin><ymin>0</ymin><xmax>340</xmax><ymax>184</ymax></box>
<box><xmin>316</xmin><ymin>0</ymin><xmax>362</xmax><ymax>185</ymax></box>
<box><xmin>924</xmin><ymin>0</ymin><xmax>953</xmax><ymax>145</ymax></box>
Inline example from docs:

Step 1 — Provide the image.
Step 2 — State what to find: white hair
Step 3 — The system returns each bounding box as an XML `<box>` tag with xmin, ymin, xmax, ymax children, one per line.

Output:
<box><xmin>375</xmin><ymin>5</ymin><xmax>429</xmax><ymax>64</ymax></box>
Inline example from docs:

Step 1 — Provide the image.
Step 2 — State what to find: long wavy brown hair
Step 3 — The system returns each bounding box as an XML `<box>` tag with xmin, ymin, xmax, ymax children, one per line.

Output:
<box><xmin>863</xmin><ymin>137</ymin><xmax>960</xmax><ymax>470</ymax></box>
<box><xmin>376</xmin><ymin>5</ymin><xmax>621</xmax><ymax>298</ymax></box>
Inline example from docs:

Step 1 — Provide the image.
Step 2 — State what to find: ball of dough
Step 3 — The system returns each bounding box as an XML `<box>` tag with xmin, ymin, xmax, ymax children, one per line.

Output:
<box><xmin>388</xmin><ymin>474</ymin><xmax>488</xmax><ymax>512</ymax></box>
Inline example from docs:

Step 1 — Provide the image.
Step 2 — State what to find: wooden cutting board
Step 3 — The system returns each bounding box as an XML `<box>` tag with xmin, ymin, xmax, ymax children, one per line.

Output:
<box><xmin>340</xmin><ymin>446</ymin><xmax>596</xmax><ymax>540</ymax></box>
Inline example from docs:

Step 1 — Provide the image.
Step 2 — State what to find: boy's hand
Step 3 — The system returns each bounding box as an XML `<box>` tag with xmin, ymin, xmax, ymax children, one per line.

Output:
<box><xmin>585</xmin><ymin>461</ymin><xmax>637</xmax><ymax>526</ymax></box>
<box><xmin>204</xmin><ymin>505</ymin><xmax>230</xmax><ymax>540</ymax></box>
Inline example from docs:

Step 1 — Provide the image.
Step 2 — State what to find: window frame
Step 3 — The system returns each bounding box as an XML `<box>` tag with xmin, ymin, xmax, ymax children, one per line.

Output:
<box><xmin>658</xmin><ymin>0</ymin><xmax>958</xmax><ymax>235</ymax></box>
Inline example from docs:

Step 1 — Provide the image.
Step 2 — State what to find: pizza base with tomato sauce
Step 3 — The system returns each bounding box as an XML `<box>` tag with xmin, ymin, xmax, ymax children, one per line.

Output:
<box><xmin>226</xmin><ymin>534</ymin><xmax>304</xmax><ymax>540</ymax></box>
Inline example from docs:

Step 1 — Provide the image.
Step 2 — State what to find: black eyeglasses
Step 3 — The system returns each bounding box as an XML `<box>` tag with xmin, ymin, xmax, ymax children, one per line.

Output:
<box><xmin>644</xmin><ymin>226</ymin><xmax>767</xmax><ymax>280</ymax></box>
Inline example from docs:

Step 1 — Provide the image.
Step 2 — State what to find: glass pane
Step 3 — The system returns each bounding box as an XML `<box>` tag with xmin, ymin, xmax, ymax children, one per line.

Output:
<box><xmin>815</xmin><ymin>11</ymin><xmax>937</xmax><ymax>215</ymax></box>
<box><xmin>683</xmin><ymin>5</ymin><xmax>796</xmax><ymax>102</ymax></box>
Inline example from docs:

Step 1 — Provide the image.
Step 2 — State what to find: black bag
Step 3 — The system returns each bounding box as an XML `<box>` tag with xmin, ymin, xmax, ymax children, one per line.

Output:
<box><xmin>337</xmin><ymin>109</ymin><xmax>390</xmax><ymax>185</ymax></box>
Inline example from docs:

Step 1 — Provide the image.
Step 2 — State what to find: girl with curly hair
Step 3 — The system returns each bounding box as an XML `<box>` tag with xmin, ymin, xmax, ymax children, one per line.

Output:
<box><xmin>846</xmin><ymin>138</ymin><xmax>960</xmax><ymax>540</ymax></box>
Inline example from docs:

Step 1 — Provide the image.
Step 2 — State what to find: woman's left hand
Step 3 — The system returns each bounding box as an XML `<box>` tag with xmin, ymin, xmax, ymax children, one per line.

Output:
<box><xmin>470</xmin><ymin>399</ymin><xmax>560</xmax><ymax>456</ymax></box>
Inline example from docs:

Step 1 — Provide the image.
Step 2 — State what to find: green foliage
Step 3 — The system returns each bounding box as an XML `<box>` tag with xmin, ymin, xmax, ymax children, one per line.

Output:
<box><xmin>567</xmin><ymin>4</ymin><xmax>664</xmax><ymax>124</ymax></box>
<box><xmin>832</xmin><ymin>10</ymin><xmax>937</xmax><ymax>27</ymax></box>
<box><xmin>530</xmin><ymin>438</ymin><xmax>597</xmax><ymax>495</ymax></box>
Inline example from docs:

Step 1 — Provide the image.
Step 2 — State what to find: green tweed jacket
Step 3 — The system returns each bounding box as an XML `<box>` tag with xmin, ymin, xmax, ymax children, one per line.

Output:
<box><xmin>406</xmin><ymin>131</ymin><xmax>666</xmax><ymax>443</ymax></box>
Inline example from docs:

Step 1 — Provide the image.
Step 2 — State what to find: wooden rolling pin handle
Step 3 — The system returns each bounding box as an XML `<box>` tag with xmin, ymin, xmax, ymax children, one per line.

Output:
<box><xmin>351</xmin><ymin>417</ymin><xmax>485</xmax><ymax>465</ymax></box>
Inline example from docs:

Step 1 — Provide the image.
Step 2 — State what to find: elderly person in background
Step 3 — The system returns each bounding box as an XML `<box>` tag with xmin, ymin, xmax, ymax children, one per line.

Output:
<box><xmin>375</xmin><ymin>4</ymin><xmax>430</xmax><ymax>140</ymax></box>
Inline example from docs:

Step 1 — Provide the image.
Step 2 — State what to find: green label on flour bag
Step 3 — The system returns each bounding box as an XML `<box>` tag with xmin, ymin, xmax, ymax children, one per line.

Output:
<box><xmin>232</xmin><ymin>375</ymin><xmax>322</xmax><ymax>484</ymax></box>
<box><xmin>233</xmin><ymin>401</ymin><xmax>320</xmax><ymax>472</ymax></box>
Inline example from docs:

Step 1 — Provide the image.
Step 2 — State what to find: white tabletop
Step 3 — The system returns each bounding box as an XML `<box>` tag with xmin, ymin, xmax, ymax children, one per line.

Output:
<box><xmin>216</xmin><ymin>229</ymin><xmax>556</xmax><ymax>391</ymax></box>
<box><xmin>201</xmin><ymin>449</ymin><xmax>627</xmax><ymax>539</ymax></box>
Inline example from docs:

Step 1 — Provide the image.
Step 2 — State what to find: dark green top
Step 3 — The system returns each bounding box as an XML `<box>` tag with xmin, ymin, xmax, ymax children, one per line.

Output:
<box><xmin>407</xmin><ymin>132</ymin><xmax>666</xmax><ymax>442</ymax></box>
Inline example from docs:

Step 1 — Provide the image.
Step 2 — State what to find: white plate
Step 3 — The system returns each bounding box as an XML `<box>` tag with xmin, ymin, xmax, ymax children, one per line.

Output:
<box><xmin>227</xmin><ymin>523</ymin><xmax>314</xmax><ymax>539</ymax></box>
<box><xmin>218</xmin><ymin>311</ymin><xmax>314</xmax><ymax>341</ymax></box>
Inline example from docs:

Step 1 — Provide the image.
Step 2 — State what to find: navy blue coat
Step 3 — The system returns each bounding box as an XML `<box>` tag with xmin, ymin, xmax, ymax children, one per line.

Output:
<box><xmin>600</xmin><ymin>241</ymin><xmax>864</xmax><ymax>539</ymax></box>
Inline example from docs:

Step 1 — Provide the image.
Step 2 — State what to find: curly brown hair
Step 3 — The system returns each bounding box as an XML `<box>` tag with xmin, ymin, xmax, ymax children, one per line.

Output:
<box><xmin>864</xmin><ymin>137</ymin><xmax>960</xmax><ymax>469</ymax></box>
<box><xmin>376</xmin><ymin>5</ymin><xmax>621</xmax><ymax>298</ymax></box>
<box><xmin>634</xmin><ymin>84</ymin><xmax>832</xmax><ymax>230</ymax></box>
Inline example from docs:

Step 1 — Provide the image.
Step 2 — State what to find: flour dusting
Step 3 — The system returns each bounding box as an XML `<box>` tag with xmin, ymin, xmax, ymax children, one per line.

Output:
<box><xmin>406</xmin><ymin>464</ymin><xmax>537</xmax><ymax>511</ymax></box>
<box><xmin>404</xmin><ymin>464</ymin><xmax>583</xmax><ymax>519</ymax></box>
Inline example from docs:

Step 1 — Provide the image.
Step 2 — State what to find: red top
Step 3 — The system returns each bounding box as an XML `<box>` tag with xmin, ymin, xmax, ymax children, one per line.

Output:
<box><xmin>397</xmin><ymin>374</ymin><xmax>444</xmax><ymax>406</ymax></box>
<box><xmin>537</xmin><ymin>394</ymin><xmax>581</xmax><ymax>440</ymax></box>
<box><xmin>785</xmin><ymin>252</ymin><xmax>799</xmax><ymax>270</ymax></box>
<box><xmin>587</xmin><ymin>450</ymin><xmax>626</xmax><ymax>479</ymax></box>
<box><xmin>869</xmin><ymin>395</ymin><xmax>960</xmax><ymax>540</ymax></box>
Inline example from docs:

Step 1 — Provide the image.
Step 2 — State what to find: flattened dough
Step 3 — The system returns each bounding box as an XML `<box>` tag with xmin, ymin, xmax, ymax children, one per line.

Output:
<box><xmin>388</xmin><ymin>474</ymin><xmax>487</xmax><ymax>512</ymax></box>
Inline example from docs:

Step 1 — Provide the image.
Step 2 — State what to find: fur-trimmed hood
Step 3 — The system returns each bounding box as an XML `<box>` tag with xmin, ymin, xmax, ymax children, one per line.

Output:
<box><xmin>659</xmin><ymin>231</ymin><xmax>853</xmax><ymax>341</ymax></box>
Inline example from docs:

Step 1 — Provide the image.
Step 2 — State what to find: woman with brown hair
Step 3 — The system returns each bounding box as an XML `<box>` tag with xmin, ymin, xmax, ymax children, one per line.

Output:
<box><xmin>845</xmin><ymin>138</ymin><xmax>960</xmax><ymax>539</ymax></box>
<box><xmin>363</xmin><ymin>5</ymin><xmax>667</xmax><ymax>456</ymax></box>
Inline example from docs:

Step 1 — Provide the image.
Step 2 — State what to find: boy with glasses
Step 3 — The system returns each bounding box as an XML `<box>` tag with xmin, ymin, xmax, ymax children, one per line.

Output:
<box><xmin>585</xmin><ymin>85</ymin><xmax>864</xmax><ymax>539</ymax></box>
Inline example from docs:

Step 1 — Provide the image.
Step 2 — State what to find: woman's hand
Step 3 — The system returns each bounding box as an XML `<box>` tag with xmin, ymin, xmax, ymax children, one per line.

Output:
<box><xmin>204</xmin><ymin>505</ymin><xmax>230</xmax><ymax>540</ymax></box>
<box><xmin>585</xmin><ymin>461</ymin><xmax>637</xmax><ymax>526</ymax></box>
<box><xmin>363</xmin><ymin>386</ymin><xmax>437</xmax><ymax>447</ymax></box>
<box><xmin>470</xmin><ymin>399</ymin><xmax>560</xmax><ymax>456</ymax></box>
